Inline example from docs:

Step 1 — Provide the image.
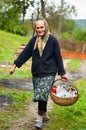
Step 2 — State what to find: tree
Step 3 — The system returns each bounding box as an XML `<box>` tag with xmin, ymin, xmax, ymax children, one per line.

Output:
<box><xmin>15</xmin><ymin>0</ymin><xmax>34</xmax><ymax>22</ymax></box>
<box><xmin>40</xmin><ymin>0</ymin><xmax>46</xmax><ymax>18</ymax></box>
<box><xmin>45</xmin><ymin>3</ymin><xmax>75</xmax><ymax>36</ymax></box>
<box><xmin>0</xmin><ymin>0</ymin><xmax>21</xmax><ymax>32</ymax></box>
<box><xmin>57</xmin><ymin>0</ymin><xmax>77</xmax><ymax>36</ymax></box>
<box><xmin>0</xmin><ymin>0</ymin><xmax>34</xmax><ymax>34</ymax></box>
<box><xmin>0</xmin><ymin>0</ymin><xmax>77</xmax><ymax>36</ymax></box>
<box><xmin>73</xmin><ymin>28</ymin><xmax>86</xmax><ymax>42</ymax></box>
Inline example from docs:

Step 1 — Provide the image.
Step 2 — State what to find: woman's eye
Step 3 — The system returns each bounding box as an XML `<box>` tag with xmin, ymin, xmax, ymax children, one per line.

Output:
<box><xmin>36</xmin><ymin>26</ymin><xmax>44</xmax><ymax>29</ymax></box>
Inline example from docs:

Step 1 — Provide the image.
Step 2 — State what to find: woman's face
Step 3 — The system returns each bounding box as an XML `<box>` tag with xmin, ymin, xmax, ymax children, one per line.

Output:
<box><xmin>35</xmin><ymin>20</ymin><xmax>46</xmax><ymax>37</ymax></box>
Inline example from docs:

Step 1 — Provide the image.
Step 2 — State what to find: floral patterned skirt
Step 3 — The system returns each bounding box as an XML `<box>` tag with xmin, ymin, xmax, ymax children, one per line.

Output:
<box><xmin>33</xmin><ymin>76</ymin><xmax>55</xmax><ymax>102</ymax></box>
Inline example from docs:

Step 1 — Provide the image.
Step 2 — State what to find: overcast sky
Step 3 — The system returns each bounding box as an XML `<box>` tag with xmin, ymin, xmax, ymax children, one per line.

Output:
<box><xmin>26</xmin><ymin>0</ymin><xmax>86</xmax><ymax>19</ymax></box>
<box><xmin>53</xmin><ymin>0</ymin><xmax>86</xmax><ymax>19</ymax></box>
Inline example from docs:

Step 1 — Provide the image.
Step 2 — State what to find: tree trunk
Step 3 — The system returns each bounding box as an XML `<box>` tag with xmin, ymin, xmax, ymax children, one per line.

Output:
<box><xmin>58</xmin><ymin>0</ymin><xmax>64</xmax><ymax>36</ymax></box>
<box><xmin>40</xmin><ymin>0</ymin><xmax>46</xmax><ymax>18</ymax></box>
<box><xmin>31</xmin><ymin>13</ymin><xmax>35</xmax><ymax>37</ymax></box>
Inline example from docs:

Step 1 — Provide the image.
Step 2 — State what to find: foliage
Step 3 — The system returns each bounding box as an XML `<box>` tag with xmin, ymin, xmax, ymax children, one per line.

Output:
<box><xmin>52</xmin><ymin>0</ymin><xmax>76</xmax><ymax>36</ymax></box>
<box><xmin>22</xmin><ymin>20</ymin><xmax>33</xmax><ymax>36</ymax></box>
<box><xmin>45</xmin><ymin>2</ymin><xmax>76</xmax><ymax>35</ymax></box>
<box><xmin>0</xmin><ymin>0</ymin><xmax>77</xmax><ymax>36</ymax></box>
<box><xmin>62</xmin><ymin>18</ymin><xmax>75</xmax><ymax>33</ymax></box>
<box><xmin>47</xmin><ymin>14</ymin><xmax>75</xmax><ymax>35</ymax></box>
<box><xmin>60</xmin><ymin>32</ymin><xmax>71</xmax><ymax>40</ymax></box>
<box><xmin>72</xmin><ymin>28</ymin><xmax>86</xmax><ymax>42</ymax></box>
<box><xmin>0</xmin><ymin>0</ymin><xmax>34</xmax><ymax>35</ymax></box>
<box><xmin>59</xmin><ymin>21</ymin><xmax>86</xmax><ymax>42</ymax></box>
<box><xmin>46</xmin><ymin>5</ymin><xmax>59</xmax><ymax>34</ymax></box>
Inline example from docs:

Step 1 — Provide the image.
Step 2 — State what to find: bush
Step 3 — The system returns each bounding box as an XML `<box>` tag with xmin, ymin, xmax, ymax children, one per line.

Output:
<box><xmin>72</xmin><ymin>28</ymin><xmax>86</xmax><ymax>42</ymax></box>
<box><xmin>60</xmin><ymin>32</ymin><xmax>71</xmax><ymax>40</ymax></box>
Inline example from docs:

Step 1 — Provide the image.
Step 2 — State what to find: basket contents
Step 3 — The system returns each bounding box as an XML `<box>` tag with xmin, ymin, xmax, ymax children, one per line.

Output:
<box><xmin>51</xmin><ymin>85</ymin><xmax>78</xmax><ymax>98</ymax></box>
<box><xmin>50</xmin><ymin>79</ymin><xmax>79</xmax><ymax>106</ymax></box>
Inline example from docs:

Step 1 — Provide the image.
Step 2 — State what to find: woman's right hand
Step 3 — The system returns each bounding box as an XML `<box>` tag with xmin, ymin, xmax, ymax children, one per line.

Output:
<box><xmin>9</xmin><ymin>64</ymin><xmax>16</xmax><ymax>75</ymax></box>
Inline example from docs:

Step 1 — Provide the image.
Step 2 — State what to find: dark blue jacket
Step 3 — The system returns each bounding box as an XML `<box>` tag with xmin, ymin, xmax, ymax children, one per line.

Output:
<box><xmin>14</xmin><ymin>34</ymin><xmax>65</xmax><ymax>77</ymax></box>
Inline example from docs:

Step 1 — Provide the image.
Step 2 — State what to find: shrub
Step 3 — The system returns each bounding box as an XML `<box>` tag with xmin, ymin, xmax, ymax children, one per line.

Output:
<box><xmin>72</xmin><ymin>28</ymin><xmax>86</xmax><ymax>42</ymax></box>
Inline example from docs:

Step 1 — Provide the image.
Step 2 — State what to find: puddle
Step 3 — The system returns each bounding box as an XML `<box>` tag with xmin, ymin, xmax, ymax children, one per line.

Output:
<box><xmin>0</xmin><ymin>70</ymin><xmax>83</xmax><ymax>91</ymax></box>
<box><xmin>66</xmin><ymin>71</ymin><xmax>82</xmax><ymax>81</ymax></box>
<box><xmin>0</xmin><ymin>94</ymin><xmax>13</xmax><ymax>107</ymax></box>
<box><xmin>0</xmin><ymin>63</ymin><xmax>12</xmax><ymax>68</ymax></box>
<box><xmin>0</xmin><ymin>79</ymin><xmax>33</xmax><ymax>91</ymax></box>
<box><xmin>0</xmin><ymin>78</ymin><xmax>33</xmax><ymax>108</ymax></box>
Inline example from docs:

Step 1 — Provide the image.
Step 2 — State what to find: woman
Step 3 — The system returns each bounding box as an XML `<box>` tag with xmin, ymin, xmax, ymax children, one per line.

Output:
<box><xmin>9</xmin><ymin>18</ymin><xmax>67</xmax><ymax>129</ymax></box>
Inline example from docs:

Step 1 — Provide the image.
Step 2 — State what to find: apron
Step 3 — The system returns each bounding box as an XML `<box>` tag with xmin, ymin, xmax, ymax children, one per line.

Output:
<box><xmin>33</xmin><ymin>76</ymin><xmax>55</xmax><ymax>102</ymax></box>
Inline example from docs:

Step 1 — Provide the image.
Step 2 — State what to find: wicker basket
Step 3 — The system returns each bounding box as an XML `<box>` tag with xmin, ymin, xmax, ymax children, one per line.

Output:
<box><xmin>50</xmin><ymin>79</ymin><xmax>79</xmax><ymax>106</ymax></box>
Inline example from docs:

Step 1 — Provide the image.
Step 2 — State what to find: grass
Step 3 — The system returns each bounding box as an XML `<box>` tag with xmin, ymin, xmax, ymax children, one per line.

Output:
<box><xmin>66</xmin><ymin>59</ymin><xmax>82</xmax><ymax>71</ymax></box>
<box><xmin>0</xmin><ymin>64</ymin><xmax>32</xmax><ymax>79</ymax></box>
<box><xmin>0</xmin><ymin>87</ymin><xmax>33</xmax><ymax>129</ymax></box>
<box><xmin>0</xmin><ymin>88</ymin><xmax>32</xmax><ymax>109</ymax></box>
<box><xmin>0</xmin><ymin>30</ymin><xmax>29</xmax><ymax>63</ymax></box>
<box><xmin>0</xmin><ymin>30</ymin><xmax>32</xmax><ymax>79</ymax></box>
<box><xmin>46</xmin><ymin>79</ymin><xmax>86</xmax><ymax>130</ymax></box>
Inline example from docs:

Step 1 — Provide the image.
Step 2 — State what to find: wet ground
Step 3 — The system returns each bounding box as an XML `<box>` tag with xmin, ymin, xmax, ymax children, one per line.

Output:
<box><xmin>0</xmin><ymin>71</ymin><xmax>82</xmax><ymax>91</ymax></box>
<box><xmin>0</xmin><ymin>78</ymin><xmax>33</xmax><ymax>91</ymax></box>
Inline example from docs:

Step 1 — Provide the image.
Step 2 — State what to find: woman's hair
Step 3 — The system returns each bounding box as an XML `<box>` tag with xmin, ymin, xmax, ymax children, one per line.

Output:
<box><xmin>34</xmin><ymin>17</ymin><xmax>49</xmax><ymax>35</ymax></box>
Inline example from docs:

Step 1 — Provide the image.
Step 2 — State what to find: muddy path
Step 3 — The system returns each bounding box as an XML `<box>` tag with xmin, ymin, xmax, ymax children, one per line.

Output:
<box><xmin>0</xmin><ymin>59</ymin><xmax>86</xmax><ymax>130</ymax></box>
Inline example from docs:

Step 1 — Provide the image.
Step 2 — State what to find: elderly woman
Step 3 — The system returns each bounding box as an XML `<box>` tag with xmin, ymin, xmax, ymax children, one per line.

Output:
<box><xmin>9</xmin><ymin>18</ymin><xmax>67</xmax><ymax>129</ymax></box>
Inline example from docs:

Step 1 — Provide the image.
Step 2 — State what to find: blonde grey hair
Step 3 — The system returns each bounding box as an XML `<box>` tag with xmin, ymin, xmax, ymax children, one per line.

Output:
<box><xmin>34</xmin><ymin>18</ymin><xmax>49</xmax><ymax>35</ymax></box>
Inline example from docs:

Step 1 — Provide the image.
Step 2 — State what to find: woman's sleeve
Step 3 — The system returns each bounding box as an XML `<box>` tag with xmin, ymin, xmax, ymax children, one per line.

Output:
<box><xmin>14</xmin><ymin>38</ymin><xmax>34</xmax><ymax>68</ymax></box>
<box><xmin>53</xmin><ymin>38</ymin><xmax>66</xmax><ymax>75</ymax></box>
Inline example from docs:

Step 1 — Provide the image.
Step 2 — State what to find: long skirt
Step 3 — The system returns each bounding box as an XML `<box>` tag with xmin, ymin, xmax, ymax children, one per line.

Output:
<box><xmin>33</xmin><ymin>76</ymin><xmax>55</xmax><ymax>102</ymax></box>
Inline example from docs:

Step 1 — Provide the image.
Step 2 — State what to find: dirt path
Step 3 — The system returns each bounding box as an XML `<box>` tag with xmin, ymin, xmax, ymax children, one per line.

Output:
<box><xmin>4</xmin><ymin>97</ymin><xmax>53</xmax><ymax>130</ymax></box>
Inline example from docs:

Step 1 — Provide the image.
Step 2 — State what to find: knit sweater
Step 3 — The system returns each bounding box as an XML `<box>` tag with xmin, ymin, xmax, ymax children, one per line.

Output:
<box><xmin>14</xmin><ymin>34</ymin><xmax>65</xmax><ymax>77</ymax></box>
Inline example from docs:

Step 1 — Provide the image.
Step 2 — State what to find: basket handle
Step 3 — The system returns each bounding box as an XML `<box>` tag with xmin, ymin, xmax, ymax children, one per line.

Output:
<box><xmin>53</xmin><ymin>78</ymin><xmax>79</xmax><ymax>94</ymax></box>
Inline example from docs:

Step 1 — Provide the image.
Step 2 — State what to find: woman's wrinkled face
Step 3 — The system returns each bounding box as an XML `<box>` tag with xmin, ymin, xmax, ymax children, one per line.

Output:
<box><xmin>35</xmin><ymin>20</ymin><xmax>46</xmax><ymax>37</ymax></box>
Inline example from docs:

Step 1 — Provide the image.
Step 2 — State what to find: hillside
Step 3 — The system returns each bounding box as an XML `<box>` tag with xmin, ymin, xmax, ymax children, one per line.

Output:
<box><xmin>74</xmin><ymin>19</ymin><xmax>86</xmax><ymax>29</ymax></box>
<box><xmin>0</xmin><ymin>30</ymin><xmax>29</xmax><ymax>63</ymax></box>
